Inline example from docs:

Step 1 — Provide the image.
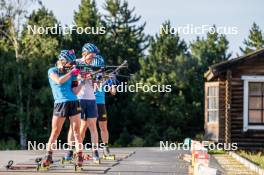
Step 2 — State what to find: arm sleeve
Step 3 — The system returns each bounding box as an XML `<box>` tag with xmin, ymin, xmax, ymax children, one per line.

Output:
<box><xmin>102</xmin><ymin>79</ymin><xmax>112</xmax><ymax>86</ymax></box>
<box><xmin>48</xmin><ymin>68</ymin><xmax>58</xmax><ymax>76</ymax></box>
<box><xmin>72</xmin><ymin>75</ymin><xmax>77</xmax><ymax>81</ymax></box>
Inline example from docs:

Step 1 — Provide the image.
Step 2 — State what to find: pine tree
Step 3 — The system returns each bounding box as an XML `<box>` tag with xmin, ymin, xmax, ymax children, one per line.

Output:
<box><xmin>190</xmin><ymin>26</ymin><xmax>231</xmax><ymax>72</ymax></box>
<box><xmin>189</xmin><ymin>26</ymin><xmax>231</xmax><ymax>143</ymax></box>
<box><xmin>131</xmin><ymin>22</ymin><xmax>201</xmax><ymax>145</ymax></box>
<box><xmin>101</xmin><ymin>0</ymin><xmax>149</xmax><ymax>146</ymax></box>
<box><xmin>66</xmin><ymin>0</ymin><xmax>103</xmax><ymax>55</ymax></box>
<box><xmin>22</xmin><ymin>6</ymin><xmax>60</xmax><ymax>58</ymax></box>
<box><xmin>0</xmin><ymin>4</ymin><xmax>60</xmax><ymax>148</ymax></box>
<box><xmin>240</xmin><ymin>22</ymin><xmax>264</xmax><ymax>55</ymax></box>
<box><xmin>21</xmin><ymin>7</ymin><xmax>60</xmax><ymax>142</ymax></box>
<box><xmin>0</xmin><ymin>0</ymin><xmax>39</xmax><ymax>148</ymax></box>
<box><xmin>74</xmin><ymin>0</ymin><xmax>100</xmax><ymax>28</ymax></box>
<box><xmin>103</xmin><ymin>0</ymin><xmax>149</xmax><ymax>72</ymax></box>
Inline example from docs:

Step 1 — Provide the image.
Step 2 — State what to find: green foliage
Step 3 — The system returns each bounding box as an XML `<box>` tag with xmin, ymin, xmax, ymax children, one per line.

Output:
<box><xmin>129</xmin><ymin>136</ymin><xmax>144</xmax><ymax>147</ymax></box>
<box><xmin>20</xmin><ymin>7</ymin><xmax>59</xmax><ymax>142</ymax></box>
<box><xmin>238</xmin><ymin>150</ymin><xmax>264</xmax><ymax>169</ymax></box>
<box><xmin>0</xmin><ymin>6</ymin><xmax>60</xmax><ymax>147</ymax></box>
<box><xmin>240</xmin><ymin>22</ymin><xmax>264</xmax><ymax>55</ymax></box>
<box><xmin>190</xmin><ymin>26</ymin><xmax>231</xmax><ymax>72</ymax></box>
<box><xmin>66</xmin><ymin>0</ymin><xmax>104</xmax><ymax>55</ymax></box>
<box><xmin>208</xmin><ymin>149</ymin><xmax>225</xmax><ymax>154</ymax></box>
<box><xmin>102</xmin><ymin>0</ymin><xmax>149</xmax><ymax>146</ymax></box>
<box><xmin>194</xmin><ymin>133</ymin><xmax>205</xmax><ymax>141</ymax></box>
<box><xmin>0</xmin><ymin>139</ymin><xmax>19</xmax><ymax>150</ymax></box>
<box><xmin>0</xmin><ymin>0</ymin><xmax>257</xmax><ymax>149</ymax></box>
<box><xmin>102</xmin><ymin>0</ymin><xmax>149</xmax><ymax>71</ymax></box>
<box><xmin>114</xmin><ymin>128</ymin><xmax>132</xmax><ymax>147</ymax></box>
<box><xmin>130</xmin><ymin>22</ymin><xmax>202</xmax><ymax>146</ymax></box>
<box><xmin>74</xmin><ymin>0</ymin><xmax>100</xmax><ymax>28</ymax></box>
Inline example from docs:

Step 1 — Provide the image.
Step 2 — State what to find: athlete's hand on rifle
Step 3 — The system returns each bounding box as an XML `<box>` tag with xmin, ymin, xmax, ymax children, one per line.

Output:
<box><xmin>82</xmin><ymin>72</ymin><xmax>92</xmax><ymax>79</ymax></box>
<box><xmin>71</xmin><ymin>68</ymin><xmax>80</xmax><ymax>75</ymax></box>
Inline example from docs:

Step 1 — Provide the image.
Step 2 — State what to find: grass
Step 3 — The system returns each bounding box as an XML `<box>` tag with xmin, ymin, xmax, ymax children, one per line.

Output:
<box><xmin>237</xmin><ymin>150</ymin><xmax>264</xmax><ymax>169</ymax></box>
<box><xmin>208</xmin><ymin>149</ymin><xmax>226</xmax><ymax>154</ymax></box>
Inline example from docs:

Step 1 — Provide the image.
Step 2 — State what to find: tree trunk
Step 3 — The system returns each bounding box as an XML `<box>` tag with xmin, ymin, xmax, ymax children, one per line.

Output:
<box><xmin>17</xmin><ymin>62</ymin><xmax>27</xmax><ymax>149</ymax></box>
<box><xmin>25</xmin><ymin>68</ymin><xmax>32</xmax><ymax>148</ymax></box>
<box><xmin>9</xmin><ymin>17</ymin><xmax>27</xmax><ymax>149</ymax></box>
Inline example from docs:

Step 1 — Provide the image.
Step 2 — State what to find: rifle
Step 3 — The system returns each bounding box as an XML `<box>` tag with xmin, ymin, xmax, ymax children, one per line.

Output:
<box><xmin>65</xmin><ymin>60</ymin><xmax>128</xmax><ymax>81</ymax></box>
<box><xmin>96</xmin><ymin>60</ymin><xmax>128</xmax><ymax>84</ymax></box>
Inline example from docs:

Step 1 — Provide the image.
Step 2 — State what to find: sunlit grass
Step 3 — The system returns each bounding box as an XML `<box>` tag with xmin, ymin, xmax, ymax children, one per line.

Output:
<box><xmin>208</xmin><ymin>149</ymin><xmax>226</xmax><ymax>154</ymax></box>
<box><xmin>238</xmin><ymin>150</ymin><xmax>264</xmax><ymax>169</ymax></box>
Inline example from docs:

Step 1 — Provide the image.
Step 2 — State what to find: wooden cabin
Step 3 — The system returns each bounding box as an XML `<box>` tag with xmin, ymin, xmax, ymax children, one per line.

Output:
<box><xmin>204</xmin><ymin>48</ymin><xmax>264</xmax><ymax>149</ymax></box>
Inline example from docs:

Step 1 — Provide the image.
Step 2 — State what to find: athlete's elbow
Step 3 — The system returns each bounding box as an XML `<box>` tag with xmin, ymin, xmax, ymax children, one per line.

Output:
<box><xmin>56</xmin><ymin>79</ymin><xmax>64</xmax><ymax>84</ymax></box>
<box><xmin>72</xmin><ymin>88</ymin><xmax>79</xmax><ymax>94</ymax></box>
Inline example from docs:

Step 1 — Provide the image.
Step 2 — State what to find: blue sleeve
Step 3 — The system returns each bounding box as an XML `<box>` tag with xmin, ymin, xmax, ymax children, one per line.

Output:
<box><xmin>108</xmin><ymin>79</ymin><xmax>113</xmax><ymax>86</ymax></box>
<box><xmin>48</xmin><ymin>67</ymin><xmax>58</xmax><ymax>76</ymax></box>
<box><xmin>103</xmin><ymin>79</ymin><xmax>113</xmax><ymax>86</ymax></box>
<box><xmin>72</xmin><ymin>75</ymin><xmax>77</xmax><ymax>81</ymax></box>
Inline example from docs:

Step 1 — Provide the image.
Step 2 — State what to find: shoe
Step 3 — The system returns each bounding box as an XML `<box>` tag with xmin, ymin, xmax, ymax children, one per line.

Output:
<box><xmin>64</xmin><ymin>150</ymin><xmax>73</xmax><ymax>161</ymax></box>
<box><xmin>102</xmin><ymin>145</ymin><xmax>115</xmax><ymax>160</ymax></box>
<box><xmin>76</xmin><ymin>152</ymin><xmax>83</xmax><ymax>167</ymax></box>
<box><xmin>92</xmin><ymin>150</ymin><xmax>100</xmax><ymax>163</ymax></box>
<box><xmin>42</xmin><ymin>152</ymin><xmax>53</xmax><ymax>167</ymax></box>
<box><xmin>103</xmin><ymin>145</ymin><xmax>110</xmax><ymax>157</ymax></box>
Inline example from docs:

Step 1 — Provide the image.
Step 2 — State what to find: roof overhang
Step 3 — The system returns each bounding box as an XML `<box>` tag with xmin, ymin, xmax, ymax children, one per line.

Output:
<box><xmin>204</xmin><ymin>48</ymin><xmax>264</xmax><ymax>81</ymax></box>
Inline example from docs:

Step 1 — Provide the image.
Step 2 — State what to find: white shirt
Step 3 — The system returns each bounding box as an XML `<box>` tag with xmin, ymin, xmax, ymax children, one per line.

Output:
<box><xmin>77</xmin><ymin>79</ymin><xmax>96</xmax><ymax>100</ymax></box>
<box><xmin>75</xmin><ymin>58</ymin><xmax>95</xmax><ymax>100</ymax></box>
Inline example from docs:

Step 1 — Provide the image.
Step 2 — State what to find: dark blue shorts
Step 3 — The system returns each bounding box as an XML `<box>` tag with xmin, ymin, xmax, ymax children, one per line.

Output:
<box><xmin>79</xmin><ymin>100</ymin><xmax>98</xmax><ymax>120</ymax></box>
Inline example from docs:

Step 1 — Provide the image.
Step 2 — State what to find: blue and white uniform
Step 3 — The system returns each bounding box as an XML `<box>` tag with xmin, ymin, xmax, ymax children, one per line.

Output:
<box><xmin>76</xmin><ymin>58</ymin><xmax>98</xmax><ymax>119</ymax></box>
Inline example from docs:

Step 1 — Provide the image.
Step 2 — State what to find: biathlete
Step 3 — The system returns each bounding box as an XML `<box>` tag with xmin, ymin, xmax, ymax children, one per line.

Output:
<box><xmin>65</xmin><ymin>43</ymin><xmax>101</xmax><ymax>163</ymax></box>
<box><xmin>93</xmin><ymin>55</ymin><xmax>117</xmax><ymax>159</ymax></box>
<box><xmin>43</xmin><ymin>50</ymin><xmax>84</xmax><ymax>167</ymax></box>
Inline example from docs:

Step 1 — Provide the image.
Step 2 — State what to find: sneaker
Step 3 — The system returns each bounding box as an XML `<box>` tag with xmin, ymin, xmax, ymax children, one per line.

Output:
<box><xmin>64</xmin><ymin>150</ymin><xmax>73</xmax><ymax>161</ymax></box>
<box><xmin>42</xmin><ymin>152</ymin><xmax>53</xmax><ymax>167</ymax></box>
<box><xmin>92</xmin><ymin>150</ymin><xmax>100</xmax><ymax>161</ymax></box>
<box><xmin>76</xmin><ymin>152</ymin><xmax>83</xmax><ymax>167</ymax></box>
<box><xmin>103</xmin><ymin>145</ymin><xmax>110</xmax><ymax>156</ymax></box>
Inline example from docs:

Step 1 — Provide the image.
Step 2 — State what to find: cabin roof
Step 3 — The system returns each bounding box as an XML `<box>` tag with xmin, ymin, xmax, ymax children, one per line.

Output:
<box><xmin>204</xmin><ymin>48</ymin><xmax>264</xmax><ymax>81</ymax></box>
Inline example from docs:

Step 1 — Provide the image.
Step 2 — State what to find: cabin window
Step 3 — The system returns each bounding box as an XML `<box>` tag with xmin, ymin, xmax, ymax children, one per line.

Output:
<box><xmin>248</xmin><ymin>82</ymin><xmax>264</xmax><ymax>124</ymax></box>
<box><xmin>242</xmin><ymin>76</ymin><xmax>264</xmax><ymax>131</ymax></box>
<box><xmin>207</xmin><ymin>86</ymin><xmax>219</xmax><ymax>122</ymax></box>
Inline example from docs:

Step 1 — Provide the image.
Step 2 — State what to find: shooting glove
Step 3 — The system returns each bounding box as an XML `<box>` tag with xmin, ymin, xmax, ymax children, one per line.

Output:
<box><xmin>71</xmin><ymin>68</ymin><xmax>80</xmax><ymax>75</ymax></box>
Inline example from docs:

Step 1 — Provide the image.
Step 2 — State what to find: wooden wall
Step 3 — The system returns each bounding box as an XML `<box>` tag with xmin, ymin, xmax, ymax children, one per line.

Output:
<box><xmin>219</xmin><ymin>81</ymin><xmax>226</xmax><ymax>143</ymax></box>
<box><xmin>230</xmin><ymin>57</ymin><xmax>264</xmax><ymax>149</ymax></box>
